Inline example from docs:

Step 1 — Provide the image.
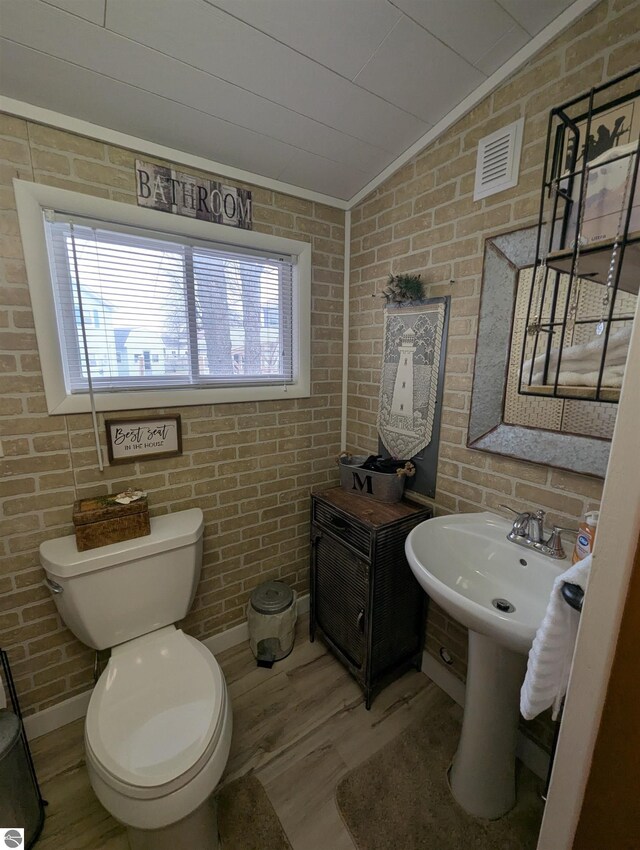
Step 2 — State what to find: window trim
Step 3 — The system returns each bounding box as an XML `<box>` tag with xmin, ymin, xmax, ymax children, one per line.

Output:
<box><xmin>14</xmin><ymin>179</ymin><xmax>311</xmax><ymax>414</ymax></box>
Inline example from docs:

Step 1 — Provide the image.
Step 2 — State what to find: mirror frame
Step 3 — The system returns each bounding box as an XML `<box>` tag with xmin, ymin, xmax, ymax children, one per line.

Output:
<box><xmin>468</xmin><ymin>226</ymin><xmax>610</xmax><ymax>478</ymax></box>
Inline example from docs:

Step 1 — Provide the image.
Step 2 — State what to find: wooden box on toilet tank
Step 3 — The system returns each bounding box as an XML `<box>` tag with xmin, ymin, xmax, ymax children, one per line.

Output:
<box><xmin>72</xmin><ymin>495</ymin><xmax>151</xmax><ymax>551</ymax></box>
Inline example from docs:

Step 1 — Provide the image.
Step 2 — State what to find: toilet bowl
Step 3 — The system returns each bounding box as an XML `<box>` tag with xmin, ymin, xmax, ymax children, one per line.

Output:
<box><xmin>40</xmin><ymin>508</ymin><xmax>232</xmax><ymax>850</ymax></box>
<box><xmin>85</xmin><ymin>627</ymin><xmax>232</xmax><ymax>848</ymax></box>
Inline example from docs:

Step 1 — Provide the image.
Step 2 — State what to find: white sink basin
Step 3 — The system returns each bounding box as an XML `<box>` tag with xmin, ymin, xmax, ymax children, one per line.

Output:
<box><xmin>405</xmin><ymin>511</ymin><xmax>567</xmax><ymax>819</ymax></box>
<box><xmin>405</xmin><ymin>511</ymin><xmax>566</xmax><ymax>653</ymax></box>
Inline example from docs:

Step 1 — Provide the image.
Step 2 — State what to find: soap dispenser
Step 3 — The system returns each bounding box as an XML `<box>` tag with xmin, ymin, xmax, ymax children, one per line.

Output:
<box><xmin>572</xmin><ymin>511</ymin><xmax>599</xmax><ymax>564</ymax></box>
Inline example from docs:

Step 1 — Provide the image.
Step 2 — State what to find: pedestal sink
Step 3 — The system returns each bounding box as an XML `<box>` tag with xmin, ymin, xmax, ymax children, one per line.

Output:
<box><xmin>405</xmin><ymin>511</ymin><xmax>566</xmax><ymax>819</ymax></box>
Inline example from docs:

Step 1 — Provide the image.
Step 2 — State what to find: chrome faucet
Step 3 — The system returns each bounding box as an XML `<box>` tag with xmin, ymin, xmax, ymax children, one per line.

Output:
<box><xmin>529</xmin><ymin>509</ymin><xmax>545</xmax><ymax>543</ymax></box>
<box><xmin>499</xmin><ymin>505</ymin><xmax>574</xmax><ymax>560</ymax></box>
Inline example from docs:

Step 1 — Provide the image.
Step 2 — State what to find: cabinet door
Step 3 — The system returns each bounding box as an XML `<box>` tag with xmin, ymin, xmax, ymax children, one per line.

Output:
<box><xmin>370</xmin><ymin>521</ymin><xmax>426</xmax><ymax>677</ymax></box>
<box><xmin>313</xmin><ymin>530</ymin><xmax>368</xmax><ymax>669</ymax></box>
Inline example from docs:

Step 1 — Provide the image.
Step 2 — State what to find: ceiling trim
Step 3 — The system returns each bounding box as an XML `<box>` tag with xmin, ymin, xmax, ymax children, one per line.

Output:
<box><xmin>0</xmin><ymin>94</ymin><xmax>350</xmax><ymax>210</ymax></box>
<box><xmin>347</xmin><ymin>0</ymin><xmax>601</xmax><ymax>208</ymax></box>
<box><xmin>0</xmin><ymin>0</ymin><xmax>599</xmax><ymax>213</ymax></box>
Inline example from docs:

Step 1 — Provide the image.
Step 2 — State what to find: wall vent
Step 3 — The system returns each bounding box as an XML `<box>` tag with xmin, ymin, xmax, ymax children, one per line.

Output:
<box><xmin>473</xmin><ymin>118</ymin><xmax>524</xmax><ymax>201</ymax></box>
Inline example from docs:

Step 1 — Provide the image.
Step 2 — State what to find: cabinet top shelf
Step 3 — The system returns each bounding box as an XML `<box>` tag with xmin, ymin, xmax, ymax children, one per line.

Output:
<box><xmin>313</xmin><ymin>486</ymin><xmax>430</xmax><ymax>527</ymax></box>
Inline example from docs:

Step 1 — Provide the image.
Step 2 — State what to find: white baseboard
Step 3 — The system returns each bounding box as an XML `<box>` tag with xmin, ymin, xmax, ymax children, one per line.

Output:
<box><xmin>23</xmin><ymin>689</ymin><xmax>92</xmax><ymax>741</ymax></box>
<box><xmin>23</xmin><ymin>593</ymin><xmax>310</xmax><ymax>741</ymax></box>
<box><xmin>203</xmin><ymin>620</ymin><xmax>250</xmax><ymax>656</ymax></box>
<box><xmin>516</xmin><ymin>730</ymin><xmax>551</xmax><ymax>781</ymax></box>
<box><xmin>421</xmin><ymin>650</ymin><xmax>550</xmax><ymax>781</ymax></box>
<box><xmin>421</xmin><ymin>650</ymin><xmax>466</xmax><ymax>706</ymax></box>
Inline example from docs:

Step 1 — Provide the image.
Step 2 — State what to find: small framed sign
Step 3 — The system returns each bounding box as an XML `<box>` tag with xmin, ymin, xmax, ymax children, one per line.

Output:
<box><xmin>106</xmin><ymin>415</ymin><xmax>182</xmax><ymax>465</ymax></box>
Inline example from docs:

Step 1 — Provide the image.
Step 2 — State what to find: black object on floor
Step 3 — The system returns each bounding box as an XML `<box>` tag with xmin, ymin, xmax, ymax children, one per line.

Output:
<box><xmin>0</xmin><ymin>648</ymin><xmax>47</xmax><ymax>849</ymax></box>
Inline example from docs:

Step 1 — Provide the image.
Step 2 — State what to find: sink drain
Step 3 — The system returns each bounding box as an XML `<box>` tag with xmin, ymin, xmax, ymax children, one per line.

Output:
<box><xmin>492</xmin><ymin>598</ymin><xmax>515</xmax><ymax>613</ymax></box>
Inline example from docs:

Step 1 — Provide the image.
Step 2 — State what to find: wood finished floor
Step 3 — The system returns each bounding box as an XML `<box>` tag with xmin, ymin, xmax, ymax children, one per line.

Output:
<box><xmin>29</xmin><ymin>617</ymin><xmax>468</xmax><ymax>849</ymax></box>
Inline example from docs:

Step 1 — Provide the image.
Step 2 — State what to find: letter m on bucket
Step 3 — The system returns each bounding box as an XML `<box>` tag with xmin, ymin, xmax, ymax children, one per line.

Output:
<box><xmin>351</xmin><ymin>471</ymin><xmax>373</xmax><ymax>495</ymax></box>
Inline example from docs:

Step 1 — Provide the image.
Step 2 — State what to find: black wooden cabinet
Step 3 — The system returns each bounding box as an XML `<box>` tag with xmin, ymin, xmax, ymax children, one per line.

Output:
<box><xmin>310</xmin><ymin>487</ymin><xmax>432</xmax><ymax>709</ymax></box>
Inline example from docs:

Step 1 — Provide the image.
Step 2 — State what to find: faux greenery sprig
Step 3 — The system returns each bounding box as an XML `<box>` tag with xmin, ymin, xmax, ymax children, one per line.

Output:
<box><xmin>378</xmin><ymin>273</ymin><xmax>425</xmax><ymax>303</ymax></box>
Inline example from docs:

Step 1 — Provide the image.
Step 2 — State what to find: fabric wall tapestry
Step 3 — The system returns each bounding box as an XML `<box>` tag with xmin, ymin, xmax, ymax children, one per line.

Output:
<box><xmin>377</xmin><ymin>301</ymin><xmax>446</xmax><ymax>459</ymax></box>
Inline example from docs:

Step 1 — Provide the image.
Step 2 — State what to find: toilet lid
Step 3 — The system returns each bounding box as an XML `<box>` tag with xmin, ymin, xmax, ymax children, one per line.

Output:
<box><xmin>86</xmin><ymin>628</ymin><xmax>225</xmax><ymax>789</ymax></box>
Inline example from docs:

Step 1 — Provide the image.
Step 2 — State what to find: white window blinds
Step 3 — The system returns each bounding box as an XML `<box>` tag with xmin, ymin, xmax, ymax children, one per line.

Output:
<box><xmin>43</xmin><ymin>212</ymin><xmax>295</xmax><ymax>394</ymax></box>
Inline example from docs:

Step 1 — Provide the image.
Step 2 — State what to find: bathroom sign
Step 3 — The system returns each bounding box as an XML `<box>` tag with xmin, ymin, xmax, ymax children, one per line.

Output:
<box><xmin>105</xmin><ymin>415</ymin><xmax>182</xmax><ymax>465</ymax></box>
<box><xmin>135</xmin><ymin>160</ymin><xmax>252</xmax><ymax>229</ymax></box>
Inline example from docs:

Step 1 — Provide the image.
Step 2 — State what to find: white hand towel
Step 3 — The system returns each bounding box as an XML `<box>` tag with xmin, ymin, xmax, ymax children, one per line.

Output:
<box><xmin>520</xmin><ymin>554</ymin><xmax>592</xmax><ymax>721</ymax></box>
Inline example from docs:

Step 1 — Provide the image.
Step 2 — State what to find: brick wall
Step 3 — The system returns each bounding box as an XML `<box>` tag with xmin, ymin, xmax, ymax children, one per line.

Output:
<box><xmin>0</xmin><ymin>122</ymin><xmax>344</xmax><ymax>714</ymax></box>
<box><xmin>346</xmin><ymin>0</ymin><xmax>638</xmax><ymax>745</ymax></box>
<box><xmin>1</xmin><ymin>0</ymin><xmax>637</xmax><ymax>723</ymax></box>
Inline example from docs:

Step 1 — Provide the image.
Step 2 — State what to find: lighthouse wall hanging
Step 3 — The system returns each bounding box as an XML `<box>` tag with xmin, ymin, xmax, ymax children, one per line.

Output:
<box><xmin>377</xmin><ymin>296</ymin><xmax>450</xmax><ymax>499</ymax></box>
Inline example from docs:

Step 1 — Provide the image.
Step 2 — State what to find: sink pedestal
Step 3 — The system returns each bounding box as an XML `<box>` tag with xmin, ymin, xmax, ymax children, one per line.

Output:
<box><xmin>450</xmin><ymin>630</ymin><xmax>527</xmax><ymax>819</ymax></box>
<box><xmin>404</xmin><ymin>513</ymin><xmax>563</xmax><ymax>819</ymax></box>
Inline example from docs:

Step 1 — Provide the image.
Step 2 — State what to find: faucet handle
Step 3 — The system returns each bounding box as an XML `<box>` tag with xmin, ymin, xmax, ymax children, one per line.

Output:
<box><xmin>546</xmin><ymin>526</ymin><xmax>578</xmax><ymax>560</ymax></box>
<box><xmin>500</xmin><ymin>503</ymin><xmax>530</xmax><ymax>523</ymax></box>
<box><xmin>499</xmin><ymin>504</ymin><xmax>530</xmax><ymax>537</ymax></box>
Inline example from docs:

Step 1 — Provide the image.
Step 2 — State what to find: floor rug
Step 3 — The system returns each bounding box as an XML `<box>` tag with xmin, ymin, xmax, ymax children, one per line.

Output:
<box><xmin>217</xmin><ymin>774</ymin><xmax>293</xmax><ymax>850</ymax></box>
<box><xmin>336</xmin><ymin>693</ymin><xmax>544</xmax><ymax>850</ymax></box>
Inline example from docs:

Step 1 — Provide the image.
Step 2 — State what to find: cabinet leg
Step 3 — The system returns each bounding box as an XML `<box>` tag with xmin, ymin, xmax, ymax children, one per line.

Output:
<box><xmin>365</xmin><ymin>691</ymin><xmax>372</xmax><ymax>711</ymax></box>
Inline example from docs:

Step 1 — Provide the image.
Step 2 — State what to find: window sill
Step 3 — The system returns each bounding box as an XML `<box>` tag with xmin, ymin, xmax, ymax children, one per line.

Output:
<box><xmin>46</xmin><ymin>380</ymin><xmax>310</xmax><ymax>415</ymax></box>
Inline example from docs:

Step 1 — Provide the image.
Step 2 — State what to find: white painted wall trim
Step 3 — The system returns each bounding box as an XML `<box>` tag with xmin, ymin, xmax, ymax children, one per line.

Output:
<box><xmin>202</xmin><ymin>621</ymin><xmax>251</xmax><ymax>657</ymax></box>
<box><xmin>421</xmin><ymin>650</ymin><xmax>466</xmax><ymax>706</ymax></box>
<box><xmin>347</xmin><ymin>0</ymin><xmax>601</xmax><ymax>208</ymax></box>
<box><xmin>538</xmin><ymin>296</ymin><xmax>640</xmax><ymax>848</ymax></box>
<box><xmin>23</xmin><ymin>594</ymin><xmax>310</xmax><ymax>741</ymax></box>
<box><xmin>340</xmin><ymin>209</ymin><xmax>351</xmax><ymax>451</ymax></box>
<box><xmin>421</xmin><ymin>651</ymin><xmax>550</xmax><ymax>781</ymax></box>
<box><xmin>0</xmin><ymin>95</ymin><xmax>348</xmax><ymax>211</ymax></box>
<box><xmin>22</xmin><ymin>689</ymin><xmax>92</xmax><ymax>741</ymax></box>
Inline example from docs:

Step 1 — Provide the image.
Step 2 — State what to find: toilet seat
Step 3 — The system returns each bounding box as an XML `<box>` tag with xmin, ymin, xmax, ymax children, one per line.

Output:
<box><xmin>86</xmin><ymin>626</ymin><xmax>227</xmax><ymax>800</ymax></box>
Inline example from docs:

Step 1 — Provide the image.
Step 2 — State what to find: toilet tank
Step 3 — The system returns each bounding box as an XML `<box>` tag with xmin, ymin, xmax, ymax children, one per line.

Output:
<box><xmin>40</xmin><ymin>508</ymin><xmax>204</xmax><ymax>650</ymax></box>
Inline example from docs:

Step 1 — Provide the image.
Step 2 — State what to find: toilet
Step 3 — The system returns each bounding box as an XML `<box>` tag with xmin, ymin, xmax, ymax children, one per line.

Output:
<box><xmin>39</xmin><ymin>508</ymin><xmax>232</xmax><ymax>850</ymax></box>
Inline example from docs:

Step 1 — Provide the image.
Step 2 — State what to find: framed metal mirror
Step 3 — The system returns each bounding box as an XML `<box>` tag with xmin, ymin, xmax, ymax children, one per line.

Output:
<box><xmin>468</xmin><ymin>226</ymin><xmax>615</xmax><ymax>478</ymax></box>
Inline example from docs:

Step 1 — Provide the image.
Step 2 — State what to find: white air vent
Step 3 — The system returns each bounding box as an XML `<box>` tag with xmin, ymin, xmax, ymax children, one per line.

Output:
<box><xmin>473</xmin><ymin>118</ymin><xmax>524</xmax><ymax>201</ymax></box>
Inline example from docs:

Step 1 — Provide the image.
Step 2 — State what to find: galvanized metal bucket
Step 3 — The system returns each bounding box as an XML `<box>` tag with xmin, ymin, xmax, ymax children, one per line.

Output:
<box><xmin>339</xmin><ymin>455</ymin><xmax>407</xmax><ymax>503</ymax></box>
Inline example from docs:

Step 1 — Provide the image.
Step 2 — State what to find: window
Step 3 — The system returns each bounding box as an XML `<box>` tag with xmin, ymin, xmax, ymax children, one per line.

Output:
<box><xmin>46</xmin><ymin>216</ymin><xmax>293</xmax><ymax>390</ymax></box>
<box><xmin>15</xmin><ymin>181</ymin><xmax>311</xmax><ymax>414</ymax></box>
